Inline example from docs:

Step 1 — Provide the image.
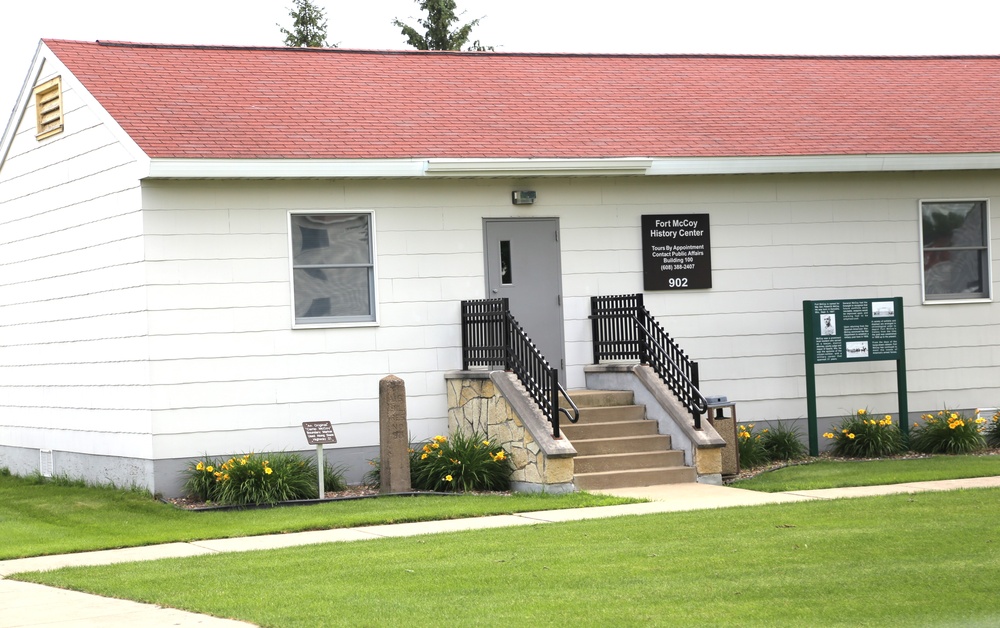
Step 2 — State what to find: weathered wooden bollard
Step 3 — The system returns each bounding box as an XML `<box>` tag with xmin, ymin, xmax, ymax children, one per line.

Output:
<box><xmin>379</xmin><ymin>374</ymin><xmax>411</xmax><ymax>494</ymax></box>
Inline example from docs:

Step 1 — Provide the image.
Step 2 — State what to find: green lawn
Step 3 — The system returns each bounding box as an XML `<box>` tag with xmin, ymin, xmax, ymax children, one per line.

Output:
<box><xmin>0</xmin><ymin>474</ymin><xmax>633</xmax><ymax>560</ymax></box>
<box><xmin>17</xmin><ymin>488</ymin><xmax>1000</xmax><ymax>627</ymax></box>
<box><xmin>731</xmin><ymin>454</ymin><xmax>1000</xmax><ymax>492</ymax></box>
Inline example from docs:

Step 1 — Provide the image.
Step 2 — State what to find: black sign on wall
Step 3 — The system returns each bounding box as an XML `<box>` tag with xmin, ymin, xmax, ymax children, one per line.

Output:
<box><xmin>642</xmin><ymin>214</ymin><xmax>712</xmax><ymax>290</ymax></box>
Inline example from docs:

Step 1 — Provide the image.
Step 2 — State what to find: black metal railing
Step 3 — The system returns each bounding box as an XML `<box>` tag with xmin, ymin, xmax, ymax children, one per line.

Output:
<box><xmin>461</xmin><ymin>298</ymin><xmax>579</xmax><ymax>438</ymax></box>
<box><xmin>590</xmin><ymin>293</ymin><xmax>708</xmax><ymax>429</ymax></box>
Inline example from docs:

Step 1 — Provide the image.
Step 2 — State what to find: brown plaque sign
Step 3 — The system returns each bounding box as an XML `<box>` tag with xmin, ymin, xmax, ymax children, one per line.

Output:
<box><xmin>302</xmin><ymin>421</ymin><xmax>338</xmax><ymax>445</ymax></box>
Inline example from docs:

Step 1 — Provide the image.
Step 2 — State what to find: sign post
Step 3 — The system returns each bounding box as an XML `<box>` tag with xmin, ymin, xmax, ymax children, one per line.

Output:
<box><xmin>802</xmin><ymin>297</ymin><xmax>907</xmax><ymax>456</ymax></box>
<box><xmin>302</xmin><ymin>421</ymin><xmax>337</xmax><ymax>499</ymax></box>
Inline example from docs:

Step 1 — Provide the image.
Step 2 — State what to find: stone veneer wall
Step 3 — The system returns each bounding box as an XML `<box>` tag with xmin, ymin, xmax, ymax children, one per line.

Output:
<box><xmin>445</xmin><ymin>372</ymin><xmax>576</xmax><ymax>493</ymax></box>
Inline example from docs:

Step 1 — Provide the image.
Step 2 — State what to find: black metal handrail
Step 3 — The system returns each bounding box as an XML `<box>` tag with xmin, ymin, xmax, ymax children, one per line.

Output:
<box><xmin>461</xmin><ymin>298</ymin><xmax>579</xmax><ymax>438</ymax></box>
<box><xmin>590</xmin><ymin>294</ymin><xmax>708</xmax><ymax>429</ymax></box>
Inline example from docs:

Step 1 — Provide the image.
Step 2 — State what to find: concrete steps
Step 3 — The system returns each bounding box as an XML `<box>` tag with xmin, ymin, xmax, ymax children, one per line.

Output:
<box><xmin>561</xmin><ymin>389</ymin><xmax>696</xmax><ymax>489</ymax></box>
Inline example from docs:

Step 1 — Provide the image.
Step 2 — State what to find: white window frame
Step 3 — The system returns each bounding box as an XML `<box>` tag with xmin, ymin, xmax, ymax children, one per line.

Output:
<box><xmin>287</xmin><ymin>210</ymin><xmax>379</xmax><ymax>328</ymax></box>
<box><xmin>918</xmin><ymin>198</ymin><xmax>992</xmax><ymax>304</ymax></box>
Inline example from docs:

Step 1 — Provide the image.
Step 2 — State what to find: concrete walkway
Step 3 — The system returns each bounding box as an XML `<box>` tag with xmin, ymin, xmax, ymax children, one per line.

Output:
<box><xmin>3</xmin><ymin>476</ymin><xmax>999</xmax><ymax>627</ymax></box>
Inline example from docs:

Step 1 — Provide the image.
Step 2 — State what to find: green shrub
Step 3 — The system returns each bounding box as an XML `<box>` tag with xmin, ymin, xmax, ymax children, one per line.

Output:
<box><xmin>760</xmin><ymin>422</ymin><xmax>807</xmax><ymax>461</ymax></box>
<box><xmin>183</xmin><ymin>452</ymin><xmax>319</xmax><ymax>505</ymax></box>
<box><xmin>737</xmin><ymin>423</ymin><xmax>769</xmax><ymax>469</ymax></box>
<box><xmin>823</xmin><ymin>409</ymin><xmax>906</xmax><ymax>458</ymax></box>
<box><xmin>366</xmin><ymin>432</ymin><xmax>513</xmax><ymax>492</ymax></box>
<box><xmin>410</xmin><ymin>432</ymin><xmax>512</xmax><ymax>492</ymax></box>
<box><xmin>323</xmin><ymin>463</ymin><xmax>348</xmax><ymax>493</ymax></box>
<box><xmin>909</xmin><ymin>410</ymin><xmax>986</xmax><ymax>455</ymax></box>
<box><xmin>984</xmin><ymin>410</ymin><xmax>1000</xmax><ymax>448</ymax></box>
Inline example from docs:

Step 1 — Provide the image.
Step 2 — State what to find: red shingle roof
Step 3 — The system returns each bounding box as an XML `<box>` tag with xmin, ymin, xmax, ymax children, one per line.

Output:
<box><xmin>43</xmin><ymin>39</ymin><xmax>1000</xmax><ymax>160</ymax></box>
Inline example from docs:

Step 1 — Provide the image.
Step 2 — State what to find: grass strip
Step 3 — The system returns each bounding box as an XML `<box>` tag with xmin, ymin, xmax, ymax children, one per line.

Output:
<box><xmin>16</xmin><ymin>488</ymin><xmax>1000</xmax><ymax>627</ymax></box>
<box><xmin>731</xmin><ymin>454</ymin><xmax>1000</xmax><ymax>492</ymax></box>
<box><xmin>0</xmin><ymin>474</ymin><xmax>634</xmax><ymax>560</ymax></box>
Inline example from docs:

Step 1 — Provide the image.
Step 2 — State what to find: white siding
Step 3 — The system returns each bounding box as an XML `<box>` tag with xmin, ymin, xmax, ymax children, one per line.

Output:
<box><xmin>144</xmin><ymin>173</ymin><xmax>1000</xmax><ymax>459</ymax></box>
<box><xmin>0</xmin><ymin>67</ymin><xmax>150</xmax><ymax>460</ymax></box>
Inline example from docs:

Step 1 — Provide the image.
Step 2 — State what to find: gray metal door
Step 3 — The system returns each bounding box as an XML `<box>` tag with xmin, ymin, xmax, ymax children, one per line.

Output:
<box><xmin>484</xmin><ymin>218</ymin><xmax>566</xmax><ymax>383</ymax></box>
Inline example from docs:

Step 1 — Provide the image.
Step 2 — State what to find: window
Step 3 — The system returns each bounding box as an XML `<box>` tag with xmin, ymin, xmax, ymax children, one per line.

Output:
<box><xmin>289</xmin><ymin>212</ymin><xmax>377</xmax><ymax>326</ymax></box>
<box><xmin>33</xmin><ymin>76</ymin><xmax>63</xmax><ymax>140</ymax></box>
<box><xmin>920</xmin><ymin>200</ymin><xmax>991</xmax><ymax>302</ymax></box>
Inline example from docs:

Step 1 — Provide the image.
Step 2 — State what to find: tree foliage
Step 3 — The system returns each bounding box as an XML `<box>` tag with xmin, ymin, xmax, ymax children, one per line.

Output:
<box><xmin>279</xmin><ymin>0</ymin><xmax>333</xmax><ymax>48</ymax></box>
<box><xmin>393</xmin><ymin>0</ymin><xmax>492</xmax><ymax>51</ymax></box>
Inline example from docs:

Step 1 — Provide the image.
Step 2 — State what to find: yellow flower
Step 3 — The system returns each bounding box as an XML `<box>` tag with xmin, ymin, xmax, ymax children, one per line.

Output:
<box><xmin>223</xmin><ymin>473</ymin><xmax>230</xmax><ymax>481</ymax></box>
<box><xmin>423</xmin><ymin>445</ymin><xmax>432</xmax><ymax>453</ymax></box>
<box><xmin>206</xmin><ymin>465</ymin><xmax>214</xmax><ymax>472</ymax></box>
<box><xmin>444</xmin><ymin>475</ymin><xmax>453</xmax><ymax>482</ymax></box>
<box><xmin>975</xmin><ymin>417</ymin><xmax>986</xmax><ymax>424</ymax></box>
<box><xmin>762</xmin><ymin>428</ymin><xmax>769</xmax><ymax>433</ymax></box>
<box><xmin>493</xmin><ymin>450</ymin><xmax>506</xmax><ymax>461</ymax></box>
<box><xmin>421</xmin><ymin>453</ymin><xmax>428</xmax><ymax>460</ymax></box>
<box><xmin>847</xmin><ymin>433</ymin><xmax>856</xmax><ymax>439</ymax></box>
<box><xmin>482</xmin><ymin>440</ymin><xmax>490</xmax><ymax>446</ymax></box>
<box><xmin>431</xmin><ymin>442</ymin><xmax>440</xmax><ymax>449</ymax></box>
<box><xmin>858</xmin><ymin>409</ymin><xmax>866</xmax><ymax>415</ymax></box>
<box><xmin>264</xmin><ymin>467</ymin><xmax>273</xmax><ymax>475</ymax></box>
<box><xmin>950</xmin><ymin>413</ymin><xmax>958</xmax><ymax>420</ymax></box>
<box><xmin>842</xmin><ymin>429</ymin><xmax>849</xmax><ymax>434</ymax></box>
<box><xmin>823</xmin><ymin>432</ymin><xmax>834</xmax><ymax>439</ymax></box>
<box><xmin>433</xmin><ymin>435</ymin><xmax>448</xmax><ymax>443</ymax></box>
<box><xmin>196</xmin><ymin>461</ymin><xmax>205</xmax><ymax>471</ymax></box>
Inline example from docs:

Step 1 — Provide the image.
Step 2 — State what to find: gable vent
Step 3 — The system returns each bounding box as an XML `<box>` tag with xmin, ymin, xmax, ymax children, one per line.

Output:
<box><xmin>33</xmin><ymin>76</ymin><xmax>64</xmax><ymax>140</ymax></box>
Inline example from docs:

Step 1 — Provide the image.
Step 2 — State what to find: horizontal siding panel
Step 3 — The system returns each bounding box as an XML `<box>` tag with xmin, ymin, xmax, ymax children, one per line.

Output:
<box><xmin>0</xmin><ymin>311</ymin><xmax>148</xmax><ymax>345</ymax></box>
<box><xmin>1</xmin><ymin>422</ymin><xmax>152</xmax><ymax>458</ymax></box>
<box><xmin>145</xmin><ymin>282</ymin><xmax>288</xmax><ymax>310</ymax></box>
<box><xmin>0</xmin><ymin>362</ymin><xmax>147</xmax><ymax>386</ymax></box>
<box><xmin>0</xmin><ymin>143</ymin><xmax>138</xmax><ymax>208</ymax></box>
<box><xmin>0</xmin><ymin>385</ymin><xmax>151</xmax><ymax>410</ymax></box>
<box><xmin>143</xmin><ymin>234</ymin><xmax>287</xmax><ymax>261</ymax></box>
<box><xmin>0</xmin><ymin>212</ymin><xmax>143</xmax><ymax>264</ymax></box>
<box><xmin>0</xmin><ymin>336</ymin><xmax>148</xmax><ymax>365</ymax></box>
<box><xmin>0</xmin><ymin>262</ymin><xmax>143</xmax><ymax>305</ymax></box>
<box><xmin>0</xmin><ymin>286</ymin><xmax>146</xmax><ymax>325</ymax></box>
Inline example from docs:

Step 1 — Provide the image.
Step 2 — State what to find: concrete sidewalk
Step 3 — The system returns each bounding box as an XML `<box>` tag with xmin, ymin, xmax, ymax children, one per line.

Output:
<box><xmin>3</xmin><ymin>476</ymin><xmax>999</xmax><ymax>627</ymax></box>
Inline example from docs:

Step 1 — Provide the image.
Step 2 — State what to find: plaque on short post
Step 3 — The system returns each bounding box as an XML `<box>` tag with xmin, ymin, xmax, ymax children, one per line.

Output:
<box><xmin>302</xmin><ymin>421</ymin><xmax>337</xmax><ymax>499</ymax></box>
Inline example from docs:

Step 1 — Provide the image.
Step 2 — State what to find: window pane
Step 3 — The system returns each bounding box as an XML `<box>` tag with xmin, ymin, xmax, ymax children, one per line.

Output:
<box><xmin>922</xmin><ymin>201</ymin><xmax>984</xmax><ymax>248</ymax></box>
<box><xmin>923</xmin><ymin>249</ymin><xmax>987</xmax><ymax>297</ymax></box>
<box><xmin>293</xmin><ymin>268</ymin><xmax>372</xmax><ymax>319</ymax></box>
<box><xmin>291</xmin><ymin>214</ymin><xmax>371</xmax><ymax>265</ymax></box>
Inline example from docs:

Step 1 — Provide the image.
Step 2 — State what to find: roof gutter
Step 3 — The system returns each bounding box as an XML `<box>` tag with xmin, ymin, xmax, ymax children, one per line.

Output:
<box><xmin>142</xmin><ymin>153</ymin><xmax>1000</xmax><ymax>179</ymax></box>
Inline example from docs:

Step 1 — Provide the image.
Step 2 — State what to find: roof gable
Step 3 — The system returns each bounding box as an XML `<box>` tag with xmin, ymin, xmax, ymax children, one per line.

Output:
<box><xmin>38</xmin><ymin>40</ymin><xmax>1000</xmax><ymax>161</ymax></box>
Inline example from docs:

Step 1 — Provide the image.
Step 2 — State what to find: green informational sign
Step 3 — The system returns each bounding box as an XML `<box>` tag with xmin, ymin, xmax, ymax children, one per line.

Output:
<box><xmin>806</xmin><ymin>298</ymin><xmax>901</xmax><ymax>364</ymax></box>
<box><xmin>802</xmin><ymin>297</ymin><xmax>908</xmax><ymax>455</ymax></box>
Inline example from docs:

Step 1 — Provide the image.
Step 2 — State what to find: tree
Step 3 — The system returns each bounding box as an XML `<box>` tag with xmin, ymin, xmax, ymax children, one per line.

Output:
<box><xmin>279</xmin><ymin>0</ymin><xmax>333</xmax><ymax>48</ymax></box>
<box><xmin>393</xmin><ymin>0</ymin><xmax>492</xmax><ymax>51</ymax></box>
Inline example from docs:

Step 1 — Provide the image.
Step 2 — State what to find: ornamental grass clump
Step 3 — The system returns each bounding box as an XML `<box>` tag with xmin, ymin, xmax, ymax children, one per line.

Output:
<box><xmin>184</xmin><ymin>451</ymin><xmax>318</xmax><ymax>505</ymax></box>
<box><xmin>985</xmin><ymin>410</ymin><xmax>1000</xmax><ymax>448</ymax></box>
<box><xmin>760</xmin><ymin>422</ymin><xmax>808</xmax><ymax>461</ymax></box>
<box><xmin>823</xmin><ymin>409</ymin><xmax>906</xmax><ymax>458</ymax></box>
<box><xmin>909</xmin><ymin>409</ymin><xmax>987</xmax><ymax>455</ymax></box>
<box><xmin>411</xmin><ymin>432</ymin><xmax>512</xmax><ymax>492</ymax></box>
<box><xmin>737</xmin><ymin>423</ymin><xmax>769</xmax><ymax>469</ymax></box>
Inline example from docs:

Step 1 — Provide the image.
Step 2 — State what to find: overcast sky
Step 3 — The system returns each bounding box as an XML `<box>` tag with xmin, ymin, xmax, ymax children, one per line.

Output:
<box><xmin>4</xmin><ymin>0</ymin><xmax>1000</xmax><ymax>135</ymax></box>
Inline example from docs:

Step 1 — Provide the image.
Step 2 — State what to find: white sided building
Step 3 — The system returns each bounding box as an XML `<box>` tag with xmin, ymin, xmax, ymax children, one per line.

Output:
<box><xmin>0</xmin><ymin>41</ymin><xmax>997</xmax><ymax>495</ymax></box>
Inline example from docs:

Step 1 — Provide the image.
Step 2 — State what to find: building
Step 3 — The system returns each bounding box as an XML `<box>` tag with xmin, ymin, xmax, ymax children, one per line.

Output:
<box><xmin>1</xmin><ymin>41</ymin><xmax>997</xmax><ymax>495</ymax></box>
